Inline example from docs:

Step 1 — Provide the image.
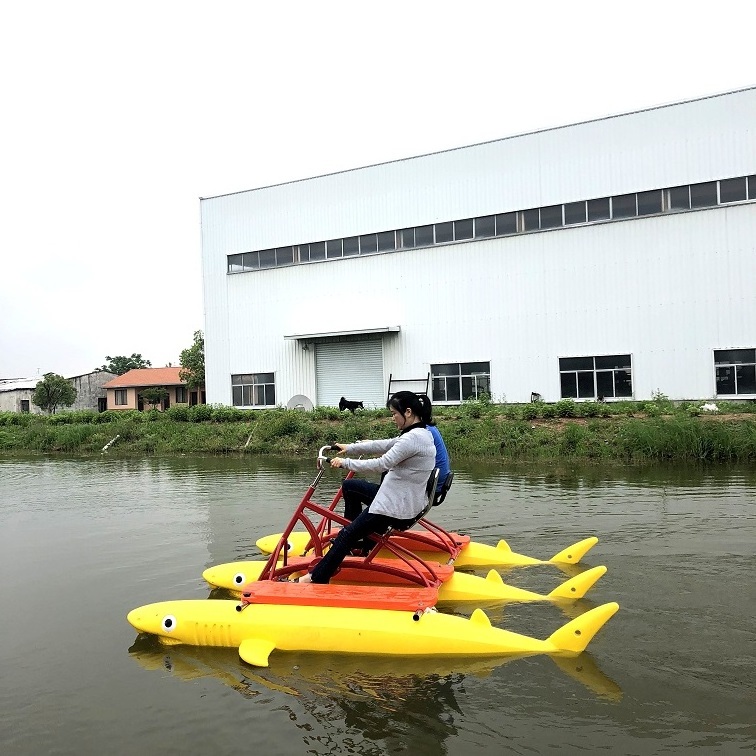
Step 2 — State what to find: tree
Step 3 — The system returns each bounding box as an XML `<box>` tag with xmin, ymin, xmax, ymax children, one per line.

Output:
<box><xmin>179</xmin><ymin>331</ymin><xmax>205</xmax><ymax>390</ymax></box>
<box><xmin>139</xmin><ymin>387</ymin><xmax>169</xmax><ymax>411</ymax></box>
<box><xmin>97</xmin><ymin>354</ymin><xmax>152</xmax><ymax>376</ymax></box>
<box><xmin>32</xmin><ymin>373</ymin><xmax>77</xmax><ymax>414</ymax></box>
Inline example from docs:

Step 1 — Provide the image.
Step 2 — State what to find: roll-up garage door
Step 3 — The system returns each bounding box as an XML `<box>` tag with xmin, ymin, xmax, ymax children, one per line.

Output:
<box><xmin>316</xmin><ymin>340</ymin><xmax>385</xmax><ymax>408</ymax></box>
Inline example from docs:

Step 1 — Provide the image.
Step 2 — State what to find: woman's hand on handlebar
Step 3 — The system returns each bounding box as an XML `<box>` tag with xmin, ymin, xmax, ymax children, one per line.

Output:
<box><xmin>330</xmin><ymin>457</ymin><xmax>344</xmax><ymax>468</ymax></box>
<box><xmin>332</xmin><ymin>443</ymin><xmax>348</xmax><ymax>454</ymax></box>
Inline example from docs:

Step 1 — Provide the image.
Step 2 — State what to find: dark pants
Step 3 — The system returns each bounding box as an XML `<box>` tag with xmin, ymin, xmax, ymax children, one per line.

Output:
<box><xmin>309</xmin><ymin>507</ymin><xmax>415</xmax><ymax>584</ymax></box>
<box><xmin>342</xmin><ymin>478</ymin><xmax>380</xmax><ymax>520</ymax></box>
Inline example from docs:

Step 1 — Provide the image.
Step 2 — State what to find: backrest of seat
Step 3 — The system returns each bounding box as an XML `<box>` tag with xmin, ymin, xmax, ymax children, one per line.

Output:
<box><xmin>420</xmin><ymin>468</ymin><xmax>440</xmax><ymax>520</ymax></box>
<box><xmin>433</xmin><ymin>470</ymin><xmax>454</xmax><ymax>506</ymax></box>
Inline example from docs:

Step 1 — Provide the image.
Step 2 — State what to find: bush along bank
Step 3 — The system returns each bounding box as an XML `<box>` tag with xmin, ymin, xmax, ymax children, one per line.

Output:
<box><xmin>0</xmin><ymin>396</ymin><xmax>755</xmax><ymax>462</ymax></box>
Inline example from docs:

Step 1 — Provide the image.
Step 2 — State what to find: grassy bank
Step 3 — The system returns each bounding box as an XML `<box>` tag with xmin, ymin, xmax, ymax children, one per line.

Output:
<box><xmin>1</xmin><ymin>396</ymin><xmax>755</xmax><ymax>463</ymax></box>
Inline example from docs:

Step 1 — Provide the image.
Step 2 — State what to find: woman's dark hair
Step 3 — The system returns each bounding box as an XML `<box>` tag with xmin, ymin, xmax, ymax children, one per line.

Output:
<box><xmin>387</xmin><ymin>391</ymin><xmax>433</xmax><ymax>425</ymax></box>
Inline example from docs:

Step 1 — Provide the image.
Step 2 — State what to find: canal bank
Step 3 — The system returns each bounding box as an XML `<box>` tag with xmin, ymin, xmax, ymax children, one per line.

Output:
<box><xmin>1</xmin><ymin>398</ymin><xmax>755</xmax><ymax>462</ymax></box>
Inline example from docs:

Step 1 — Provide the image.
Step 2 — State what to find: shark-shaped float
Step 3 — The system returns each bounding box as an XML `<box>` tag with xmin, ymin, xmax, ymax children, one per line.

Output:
<box><xmin>127</xmin><ymin>598</ymin><xmax>619</xmax><ymax>668</ymax></box>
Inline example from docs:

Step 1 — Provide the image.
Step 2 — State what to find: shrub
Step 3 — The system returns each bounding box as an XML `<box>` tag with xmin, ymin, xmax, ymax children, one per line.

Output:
<box><xmin>188</xmin><ymin>404</ymin><xmax>214</xmax><ymax>422</ymax></box>
<box><xmin>554</xmin><ymin>399</ymin><xmax>577</xmax><ymax>418</ymax></box>
<box><xmin>166</xmin><ymin>405</ymin><xmax>190</xmax><ymax>422</ymax></box>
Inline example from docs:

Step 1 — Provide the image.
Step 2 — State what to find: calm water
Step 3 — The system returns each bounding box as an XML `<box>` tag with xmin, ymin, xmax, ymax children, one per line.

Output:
<box><xmin>0</xmin><ymin>455</ymin><xmax>754</xmax><ymax>755</ymax></box>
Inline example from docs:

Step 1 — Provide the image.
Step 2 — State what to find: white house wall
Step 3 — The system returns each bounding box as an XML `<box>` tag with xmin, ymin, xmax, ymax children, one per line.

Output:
<box><xmin>200</xmin><ymin>88</ymin><xmax>756</xmax><ymax>406</ymax></box>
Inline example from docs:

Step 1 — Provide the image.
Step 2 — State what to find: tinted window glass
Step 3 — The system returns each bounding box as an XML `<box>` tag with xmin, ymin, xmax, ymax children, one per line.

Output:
<box><xmin>577</xmin><ymin>371</ymin><xmax>594</xmax><ymax>398</ymax></box>
<box><xmin>714</xmin><ymin>348</ymin><xmax>755</xmax><ymax>364</ymax></box>
<box><xmin>564</xmin><ymin>201</ymin><xmax>586</xmax><ymax>224</ymax></box>
<box><xmin>587</xmin><ymin>197</ymin><xmax>610</xmax><ymax>221</ymax></box>
<box><xmin>615</xmin><ymin>370</ymin><xmax>633</xmax><ymax>397</ymax></box>
<box><xmin>359</xmin><ymin>234</ymin><xmax>377</xmax><ymax>254</ymax></box>
<box><xmin>326</xmin><ymin>239</ymin><xmax>342</xmax><ymax>258</ymax></box>
<box><xmin>276</xmin><ymin>247</ymin><xmax>294</xmax><ymax>265</ymax></box>
<box><xmin>560</xmin><ymin>372</ymin><xmax>577</xmax><ymax>398</ymax></box>
<box><xmin>377</xmin><ymin>231</ymin><xmax>395</xmax><ymax>251</ymax></box>
<box><xmin>595</xmin><ymin>354</ymin><xmax>631</xmax><ymax>370</ymax></box>
<box><xmin>596</xmin><ymin>371</ymin><xmax>614</xmax><ymax>398</ymax></box>
<box><xmin>495</xmin><ymin>212</ymin><xmax>517</xmax><ymax>235</ymax></box>
<box><xmin>342</xmin><ymin>236</ymin><xmax>359</xmax><ymax>256</ymax></box>
<box><xmin>461</xmin><ymin>361</ymin><xmax>490</xmax><ymax>374</ymax></box>
<box><xmin>612</xmin><ymin>193</ymin><xmax>637</xmax><ymax>218</ymax></box>
<box><xmin>258</xmin><ymin>249</ymin><xmax>276</xmax><ymax>268</ymax></box>
<box><xmin>399</xmin><ymin>228</ymin><xmax>415</xmax><ymax>248</ymax></box>
<box><xmin>540</xmin><ymin>205</ymin><xmax>563</xmax><ymax>229</ymax></box>
<box><xmin>737</xmin><ymin>365</ymin><xmax>756</xmax><ymax>393</ymax></box>
<box><xmin>435</xmin><ymin>222</ymin><xmax>454</xmax><ymax>243</ymax></box>
<box><xmin>455</xmin><ymin>218</ymin><xmax>474</xmax><ymax>240</ymax></box>
<box><xmin>690</xmin><ymin>181</ymin><xmax>718</xmax><ymax>208</ymax></box>
<box><xmin>668</xmin><ymin>185</ymin><xmax>690</xmax><ymax>210</ymax></box>
<box><xmin>637</xmin><ymin>190</ymin><xmax>662</xmax><ymax>215</ymax></box>
<box><xmin>522</xmin><ymin>208</ymin><xmax>540</xmax><ymax>231</ymax></box>
<box><xmin>716</xmin><ymin>366</ymin><xmax>736</xmax><ymax>394</ymax></box>
<box><xmin>474</xmin><ymin>215</ymin><xmax>495</xmax><ymax>237</ymax></box>
<box><xmin>560</xmin><ymin>356</ymin><xmax>593</xmax><ymax>371</ymax></box>
<box><xmin>309</xmin><ymin>241</ymin><xmax>326</xmax><ymax>260</ymax></box>
<box><xmin>432</xmin><ymin>363</ymin><xmax>459</xmax><ymax>376</ymax></box>
<box><xmin>243</xmin><ymin>252</ymin><xmax>260</xmax><ymax>271</ymax></box>
<box><xmin>719</xmin><ymin>177</ymin><xmax>747</xmax><ymax>203</ymax></box>
<box><xmin>297</xmin><ymin>244</ymin><xmax>309</xmax><ymax>261</ymax></box>
<box><xmin>415</xmin><ymin>225</ymin><xmax>434</xmax><ymax>246</ymax></box>
<box><xmin>749</xmin><ymin>175</ymin><xmax>756</xmax><ymax>200</ymax></box>
<box><xmin>228</xmin><ymin>254</ymin><xmax>244</xmax><ymax>273</ymax></box>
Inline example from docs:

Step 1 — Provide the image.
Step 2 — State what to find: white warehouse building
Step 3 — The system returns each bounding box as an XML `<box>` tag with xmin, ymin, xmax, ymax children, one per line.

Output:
<box><xmin>200</xmin><ymin>87</ymin><xmax>756</xmax><ymax>410</ymax></box>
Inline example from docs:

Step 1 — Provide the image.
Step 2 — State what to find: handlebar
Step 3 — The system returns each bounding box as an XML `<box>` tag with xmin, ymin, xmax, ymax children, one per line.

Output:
<box><xmin>317</xmin><ymin>444</ymin><xmax>341</xmax><ymax>470</ymax></box>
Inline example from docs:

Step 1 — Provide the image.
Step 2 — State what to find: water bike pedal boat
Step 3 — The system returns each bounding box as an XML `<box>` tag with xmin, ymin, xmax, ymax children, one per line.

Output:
<box><xmin>205</xmin><ymin>447</ymin><xmax>607</xmax><ymax>605</ymax></box>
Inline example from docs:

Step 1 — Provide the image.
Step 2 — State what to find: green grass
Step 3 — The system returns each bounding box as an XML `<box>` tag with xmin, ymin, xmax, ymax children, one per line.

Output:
<box><xmin>1</xmin><ymin>400</ymin><xmax>755</xmax><ymax>462</ymax></box>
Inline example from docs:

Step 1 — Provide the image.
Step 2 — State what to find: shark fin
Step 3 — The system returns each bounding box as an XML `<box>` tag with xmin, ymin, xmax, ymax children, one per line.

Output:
<box><xmin>469</xmin><ymin>608</ymin><xmax>492</xmax><ymax>627</ymax></box>
<box><xmin>239</xmin><ymin>638</ymin><xmax>276</xmax><ymax>667</ymax></box>
<box><xmin>485</xmin><ymin>569</ymin><xmax>503</xmax><ymax>584</ymax></box>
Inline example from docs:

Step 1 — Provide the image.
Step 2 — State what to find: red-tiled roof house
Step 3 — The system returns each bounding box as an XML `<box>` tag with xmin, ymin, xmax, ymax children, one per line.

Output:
<box><xmin>102</xmin><ymin>367</ymin><xmax>205</xmax><ymax>411</ymax></box>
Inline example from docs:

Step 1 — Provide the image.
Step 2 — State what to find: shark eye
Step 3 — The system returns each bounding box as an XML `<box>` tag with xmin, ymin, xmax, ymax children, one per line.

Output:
<box><xmin>161</xmin><ymin>615</ymin><xmax>177</xmax><ymax>633</ymax></box>
<box><xmin>233</xmin><ymin>572</ymin><xmax>246</xmax><ymax>586</ymax></box>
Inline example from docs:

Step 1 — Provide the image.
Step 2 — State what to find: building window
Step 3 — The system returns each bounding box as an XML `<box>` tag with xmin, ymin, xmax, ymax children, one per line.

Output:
<box><xmin>175</xmin><ymin>386</ymin><xmax>187</xmax><ymax>403</ymax></box>
<box><xmin>431</xmin><ymin>362</ymin><xmax>491</xmax><ymax>402</ymax></box>
<box><xmin>228</xmin><ymin>175</ymin><xmax>756</xmax><ymax>274</ymax></box>
<box><xmin>20</xmin><ymin>400</ymin><xmax>30</xmax><ymax>413</ymax></box>
<box><xmin>115</xmin><ymin>389</ymin><xmax>127</xmax><ymax>406</ymax></box>
<box><xmin>231</xmin><ymin>373</ymin><xmax>276</xmax><ymax>407</ymax></box>
<box><xmin>715</xmin><ymin>349</ymin><xmax>756</xmax><ymax>395</ymax></box>
<box><xmin>559</xmin><ymin>354</ymin><xmax>632</xmax><ymax>400</ymax></box>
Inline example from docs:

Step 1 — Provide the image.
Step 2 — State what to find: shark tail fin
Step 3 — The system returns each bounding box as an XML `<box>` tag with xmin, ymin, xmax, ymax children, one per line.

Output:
<box><xmin>547</xmin><ymin>565</ymin><xmax>607</xmax><ymax>599</ymax></box>
<box><xmin>549</xmin><ymin>536</ymin><xmax>599</xmax><ymax>565</ymax></box>
<box><xmin>547</xmin><ymin>602</ymin><xmax>619</xmax><ymax>655</ymax></box>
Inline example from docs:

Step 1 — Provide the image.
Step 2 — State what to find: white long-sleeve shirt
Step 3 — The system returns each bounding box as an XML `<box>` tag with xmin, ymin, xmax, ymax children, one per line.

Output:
<box><xmin>339</xmin><ymin>426</ymin><xmax>436</xmax><ymax>519</ymax></box>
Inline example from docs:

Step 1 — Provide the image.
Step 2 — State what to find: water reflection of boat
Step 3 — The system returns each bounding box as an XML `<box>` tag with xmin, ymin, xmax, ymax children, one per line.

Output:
<box><xmin>128</xmin><ymin>636</ymin><xmax>622</xmax><ymax>702</ymax></box>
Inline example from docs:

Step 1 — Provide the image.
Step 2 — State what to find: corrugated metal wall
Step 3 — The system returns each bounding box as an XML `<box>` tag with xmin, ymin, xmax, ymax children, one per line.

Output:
<box><xmin>200</xmin><ymin>89</ymin><xmax>756</xmax><ymax>405</ymax></box>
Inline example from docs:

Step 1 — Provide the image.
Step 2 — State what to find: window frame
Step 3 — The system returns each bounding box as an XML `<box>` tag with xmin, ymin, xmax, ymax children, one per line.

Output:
<box><xmin>231</xmin><ymin>373</ymin><xmax>277</xmax><ymax>408</ymax></box>
<box><xmin>114</xmin><ymin>388</ymin><xmax>127</xmax><ymax>406</ymax></box>
<box><xmin>431</xmin><ymin>361</ymin><xmax>491</xmax><ymax>403</ymax></box>
<box><xmin>714</xmin><ymin>348</ymin><xmax>756</xmax><ymax>396</ymax></box>
<box><xmin>559</xmin><ymin>354</ymin><xmax>633</xmax><ymax>400</ymax></box>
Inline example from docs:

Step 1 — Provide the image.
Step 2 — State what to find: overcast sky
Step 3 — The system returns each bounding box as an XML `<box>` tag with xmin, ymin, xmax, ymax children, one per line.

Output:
<box><xmin>1</xmin><ymin>1</ymin><xmax>753</xmax><ymax>379</ymax></box>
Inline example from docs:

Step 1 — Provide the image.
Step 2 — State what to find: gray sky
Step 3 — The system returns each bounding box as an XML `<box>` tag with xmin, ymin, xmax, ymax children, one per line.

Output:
<box><xmin>1</xmin><ymin>1</ymin><xmax>753</xmax><ymax>379</ymax></box>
